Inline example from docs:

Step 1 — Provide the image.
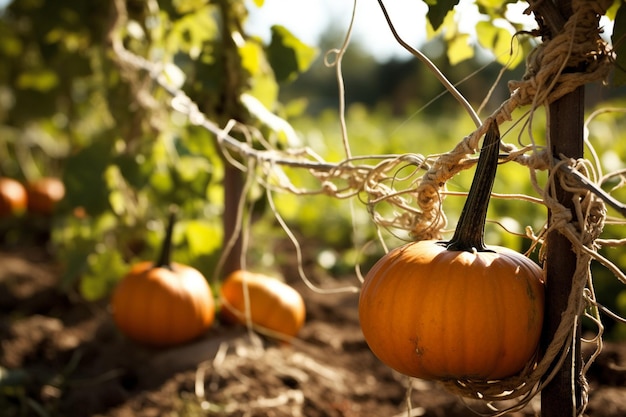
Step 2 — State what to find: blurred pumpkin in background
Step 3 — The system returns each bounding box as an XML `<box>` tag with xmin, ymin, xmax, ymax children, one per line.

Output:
<box><xmin>26</xmin><ymin>177</ymin><xmax>65</xmax><ymax>216</ymax></box>
<box><xmin>0</xmin><ymin>177</ymin><xmax>28</xmax><ymax>217</ymax></box>
<box><xmin>220</xmin><ymin>270</ymin><xmax>306</xmax><ymax>339</ymax></box>
<box><xmin>111</xmin><ymin>211</ymin><xmax>215</xmax><ymax>347</ymax></box>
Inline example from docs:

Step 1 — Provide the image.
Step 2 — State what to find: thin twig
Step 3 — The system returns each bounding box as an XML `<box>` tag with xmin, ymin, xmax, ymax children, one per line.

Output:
<box><xmin>375</xmin><ymin>0</ymin><xmax>481</xmax><ymax>128</ymax></box>
<box><xmin>323</xmin><ymin>0</ymin><xmax>358</xmax><ymax>159</ymax></box>
<box><xmin>558</xmin><ymin>160</ymin><xmax>626</xmax><ymax>217</ymax></box>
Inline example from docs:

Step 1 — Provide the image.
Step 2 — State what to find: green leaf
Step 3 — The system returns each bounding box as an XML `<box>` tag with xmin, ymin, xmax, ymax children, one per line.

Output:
<box><xmin>173</xmin><ymin>0</ymin><xmax>209</xmax><ymax>14</ymax></box>
<box><xmin>476</xmin><ymin>21</ymin><xmax>523</xmax><ymax>68</ymax></box>
<box><xmin>239</xmin><ymin>40</ymin><xmax>264</xmax><ymax>77</ymax></box>
<box><xmin>267</xmin><ymin>25</ymin><xmax>318</xmax><ymax>82</ymax></box>
<box><xmin>104</xmin><ymin>165</ymin><xmax>127</xmax><ymax>215</ymax></box>
<box><xmin>184</xmin><ymin>220</ymin><xmax>222</xmax><ymax>257</ymax></box>
<box><xmin>476</xmin><ymin>0</ymin><xmax>506</xmax><ymax>7</ymax></box>
<box><xmin>166</xmin><ymin>6</ymin><xmax>217</xmax><ymax>57</ymax></box>
<box><xmin>16</xmin><ymin>69</ymin><xmax>59</xmax><ymax>91</ymax></box>
<box><xmin>238</xmin><ymin>39</ymin><xmax>279</xmax><ymax>107</ymax></box>
<box><xmin>81</xmin><ymin>249</ymin><xmax>128</xmax><ymax>301</ymax></box>
<box><xmin>612</xmin><ymin>1</ymin><xmax>626</xmax><ymax>86</ymax></box>
<box><xmin>447</xmin><ymin>33</ymin><xmax>474</xmax><ymax>65</ymax></box>
<box><xmin>115</xmin><ymin>153</ymin><xmax>151</xmax><ymax>190</ymax></box>
<box><xmin>150</xmin><ymin>169</ymin><xmax>174</xmax><ymax>194</ymax></box>
<box><xmin>175</xmin><ymin>155</ymin><xmax>211</xmax><ymax>182</ymax></box>
<box><xmin>173</xmin><ymin>155</ymin><xmax>212</xmax><ymax>197</ymax></box>
<box><xmin>0</xmin><ymin>26</ymin><xmax>22</xmax><ymax>57</ymax></box>
<box><xmin>62</xmin><ymin>138</ymin><xmax>113</xmax><ymax>215</ymax></box>
<box><xmin>58</xmin><ymin>239</ymin><xmax>92</xmax><ymax>290</ymax></box>
<box><xmin>427</xmin><ymin>0</ymin><xmax>460</xmax><ymax>31</ymax></box>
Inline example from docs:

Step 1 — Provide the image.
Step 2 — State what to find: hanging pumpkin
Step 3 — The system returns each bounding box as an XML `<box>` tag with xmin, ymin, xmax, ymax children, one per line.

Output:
<box><xmin>111</xmin><ymin>211</ymin><xmax>215</xmax><ymax>347</ymax></box>
<box><xmin>220</xmin><ymin>270</ymin><xmax>306</xmax><ymax>338</ymax></box>
<box><xmin>359</xmin><ymin>121</ymin><xmax>545</xmax><ymax>381</ymax></box>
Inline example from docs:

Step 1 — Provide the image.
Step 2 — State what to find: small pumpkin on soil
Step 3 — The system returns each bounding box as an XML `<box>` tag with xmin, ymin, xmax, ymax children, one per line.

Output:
<box><xmin>0</xmin><ymin>177</ymin><xmax>28</xmax><ymax>217</ymax></box>
<box><xmin>220</xmin><ymin>270</ymin><xmax>306</xmax><ymax>339</ymax></box>
<box><xmin>359</xmin><ymin>121</ymin><xmax>545</xmax><ymax>381</ymax></box>
<box><xmin>111</xmin><ymin>211</ymin><xmax>214</xmax><ymax>347</ymax></box>
<box><xmin>26</xmin><ymin>177</ymin><xmax>65</xmax><ymax>216</ymax></box>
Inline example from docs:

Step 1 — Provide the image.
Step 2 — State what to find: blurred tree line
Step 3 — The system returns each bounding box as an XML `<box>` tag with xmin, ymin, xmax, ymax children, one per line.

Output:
<box><xmin>280</xmin><ymin>34</ymin><xmax>520</xmax><ymax>117</ymax></box>
<box><xmin>279</xmin><ymin>24</ymin><xmax>626</xmax><ymax>119</ymax></box>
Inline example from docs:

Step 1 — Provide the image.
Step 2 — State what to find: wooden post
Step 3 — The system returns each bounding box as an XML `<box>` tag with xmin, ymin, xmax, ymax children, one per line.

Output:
<box><xmin>538</xmin><ymin>1</ymin><xmax>584</xmax><ymax>415</ymax></box>
<box><xmin>541</xmin><ymin>89</ymin><xmax>584</xmax><ymax>416</ymax></box>
<box><xmin>215</xmin><ymin>0</ymin><xmax>248</xmax><ymax>277</ymax></box>
<box><xmin>222</xmin><ymin>164</ymin><xmax>244</xmax><ymax>275</ymax></box>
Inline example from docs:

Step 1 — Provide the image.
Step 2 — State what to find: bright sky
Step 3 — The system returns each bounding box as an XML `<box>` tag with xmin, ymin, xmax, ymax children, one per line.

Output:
<box><xmin>245</xmin><ymin>0</ymin><xmax>434</xmax><ymax>62</ymax></box>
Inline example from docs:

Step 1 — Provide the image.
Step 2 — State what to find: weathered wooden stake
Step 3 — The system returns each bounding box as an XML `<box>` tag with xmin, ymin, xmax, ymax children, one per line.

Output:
<box><xmin>540</xmin><ymin>1</ymin><xmax>584</xmax><ymax>415</ymax></box>
<box><xmin>216</xmin><ymin>0</ymin><xmax>248</xmax><ymax>276</ymax></box>
<box><xmin>223</xmin><ymin>164</ymin><xmax>244</xmax><ymax>275</ymax></box>
<box><xmin>542</xmin><ymin>88</ymin><xmax>584</xmax><ymax>417</ymax></box>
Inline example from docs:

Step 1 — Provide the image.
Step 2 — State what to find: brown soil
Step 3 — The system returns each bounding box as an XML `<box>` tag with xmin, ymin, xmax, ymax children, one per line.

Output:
<box><xmin>0</xmin><ymin>247</ymin><xmax>625</xmax><ymax>417</ymax></box>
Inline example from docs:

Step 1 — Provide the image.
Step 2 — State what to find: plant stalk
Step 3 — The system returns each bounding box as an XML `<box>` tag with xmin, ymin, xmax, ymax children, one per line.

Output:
<box><xmin>156</xmin><ymin>209</ymin><xmax>176</xmax><ymax>269</ymax></box>
<box><xmin>446</xmin><ymin>120</ymin><xmax>500</xmax><ymax>252</ymax></box>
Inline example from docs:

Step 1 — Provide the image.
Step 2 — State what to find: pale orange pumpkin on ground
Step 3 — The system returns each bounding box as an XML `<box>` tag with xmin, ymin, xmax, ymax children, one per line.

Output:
<box><xmin>220</xmin><ymin>270</ymin><xmax>306</xmax><ymax>339</ymax></box>
<box><xmin>111</xmin><ymin>212</ymin><xmax>214</xmax><ymax>347</ymax></box>
<box><xmin>359</xmin><ymin>121</ymin><xmax>545</xmax><ymax>381</ymax></box>
<box><xmin>26</xmin><ymin>177</ymin><xmax>65</xmax><ymax>216</ymax></box>
<box><xmin>0</xmin><ymin>177</ymin><xmax>28</xmax><ymax>217</ymax></box>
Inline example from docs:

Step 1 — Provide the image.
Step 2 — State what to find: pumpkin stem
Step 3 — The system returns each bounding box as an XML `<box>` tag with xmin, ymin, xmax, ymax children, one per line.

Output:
<box><xmin>446</xmin><ymin>120</ymin><xmax>500</xmax><ymax>253</ymax></box>
<box><xmin>156</xmin><ymin>207</ymin><xmax>177</xmax><ymax>269</ymax></box>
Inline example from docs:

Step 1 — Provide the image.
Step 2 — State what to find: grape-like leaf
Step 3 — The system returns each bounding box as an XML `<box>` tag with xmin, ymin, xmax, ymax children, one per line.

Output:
<box><xmin>427</xmin><ymin>0</ymin><xmax>460</xmax><ymax>31</ymax></box>
<box><xmin>267</xmin><ymin>25</ymin><xmax>318</xmax><ymax>82</ymax></box>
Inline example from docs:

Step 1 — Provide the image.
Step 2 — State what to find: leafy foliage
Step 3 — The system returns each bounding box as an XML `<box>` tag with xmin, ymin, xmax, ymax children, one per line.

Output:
<box><xmin>0</xmin><ymin>0</ymin><xmax>317</xmax><ymax>300</ymax></box>
<box><xmin>422</xmin><ymin>0</ymin><xmax>534</xmax><ymax>67</ymax></box>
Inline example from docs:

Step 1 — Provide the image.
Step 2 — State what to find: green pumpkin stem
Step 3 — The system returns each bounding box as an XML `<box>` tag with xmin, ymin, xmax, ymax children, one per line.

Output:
<box><xmin>446</xmin><ymin>120</ymin><xmax>500</xmax><ymax>253</ymax></box>
<box><xmin>156</xmin><ymin>209</ymin><xmax>177</xmax><ymax>269</ymax></box>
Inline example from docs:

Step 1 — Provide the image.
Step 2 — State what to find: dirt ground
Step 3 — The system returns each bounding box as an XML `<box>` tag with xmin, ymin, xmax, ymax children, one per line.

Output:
<box><xmin>1</xmin><ymin>246</ymin><xmax>625</xmax><ymax>417</ymax></box>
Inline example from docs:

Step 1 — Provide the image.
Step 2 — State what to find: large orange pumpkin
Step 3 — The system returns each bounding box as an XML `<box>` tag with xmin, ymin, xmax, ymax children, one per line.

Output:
<box><xmin>359</xmin><ymin>241</ymin><xmax>544</xmax><ymax>380</ymax></box>
<box><xmin>111</xmin><ymin>212</ymin><xmax>214</xmax><ymax>347</ymax></box>
<box><xmin>220</xmin><ymin>270</ymin><xmax>305</xmax><ymax>338</ymax></box>
<box><xmin>359</xmin><ymin>121</ymin><xmax>545</xmax><ymax>381</ymax></box>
